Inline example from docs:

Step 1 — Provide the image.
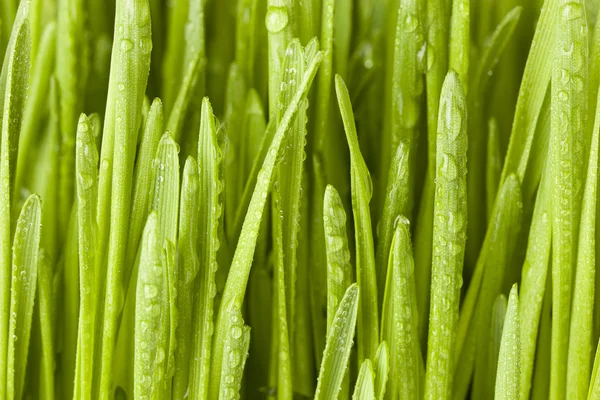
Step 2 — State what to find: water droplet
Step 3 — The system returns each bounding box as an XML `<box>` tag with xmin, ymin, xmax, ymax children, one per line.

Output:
<box><xmin>562</xmin><ymin>2</ymin><xmax>583</xmax><ymax>20</ymax></box>
<box><xmin>120</xmin><ymin>38</ymin><xmax>134</xmax><ymax>52</ymax></box>
<box><xmin>118</xmin><ymin>83</ymin><xmax>125</xmax><ymax>91</ymax></box>
<box><xmin>145</xmin><ymin>284</ymin><xmax>158</xmax><ymax>299</ymax></box>
<box><xmin>404</xmin><ymin>13</ymin><xmax>418</xmax><ymax>32</ymax></box>
<box><xmin>265</xmin><ymin>6</ymin><xmax>289</xmax><ymax>33</ymax></box>
<box><xmin>231</xmin><ymin>325</ymin><xmax>243</xmax><ymax>339</ymax></box>
<box><xmin>139</xmin><ymin>37</ymin><xmax>153</xmax><ymax>54</ymax></box>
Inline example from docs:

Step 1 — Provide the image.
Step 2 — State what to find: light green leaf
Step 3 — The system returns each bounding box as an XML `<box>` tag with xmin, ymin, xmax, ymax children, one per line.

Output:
<box><xmin>353</xmin><ymin>359</ymin><xmax>376</xmax><ymax>400</ymax></box>
<box><xmin>424</xmin><ymin>70</ymin><xmax>467</xmax><ymax>400</ymax></box>
<box><xmin>6</xmin><ymin>194</ymin><xmax>40</xmax><ymax>400</ymax></box>
<box><xmin>494</xmin><ymin>284</ymin><xmax>521</xmax><ymax>400</ymax></box>
<box><xmin>336</xmin><ymin>74</ymin><xmax>379</xmax><ymax>362</ymax></box>
<box><xmin>315</xmin><ymin>284</ymin><xmax>360</xmax><ymax>400</ymax></box>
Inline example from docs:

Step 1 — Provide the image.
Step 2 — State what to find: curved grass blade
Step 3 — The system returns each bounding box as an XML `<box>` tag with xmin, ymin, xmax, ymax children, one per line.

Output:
<box><xmin>494</xmin><ymin>284</ymin><xmax>521</xmax><ymax>400</ymax></box>
<box><xmin>315</xmin><ymin>284</ymin><xmax>360</xmax><ymax>400</ymax></box>
<box><xmin>382</xmin><ymin>216</ymin><xmax>422</xmax><ymax>400</ymax></box>
<box><xmin>490</xmin><ymin>294</ymin><xmax>508</xmax><ymax>395</ymax></box>
<box><xmin>209</xmin><ymin>46</ymin><xmax>322</xmax><ymax>398</ymax></box>
<box><xmin>550</xmin><ymin>1</ymin><xmax>588</xmax><ymax>397</ymax></box>
<box><xmin>567</xmin><ymin>50</ymin><xmax>600</xmax><ymax>399</ymax></box>
<box><xmin>353</xmin><ymin>359</ymin><xmax>375</xmax><ymax>400</ymax></box>
<box><xmin>0</xmin><ymin>4</ymin><xmax>31</xmax><ymax>396</ymax></box>
<box><xmin>6</xmin><ymin>194</ymin><xmax>40</xmax><ymax>400</ymax></box>
<box><xmin>589</xmin><ymin>341</ymin><xmax>600</xmax><ymax>399</ymax></box>
<box><xmin>218</xmin><ymin>308</ymin><xmax>250</xmax><ymax>400</ymax></box>
<box><xmin>75</xmin><ymin>113</ymin><xmax>99</xmax><ymax>400</ymax></box>
<box><xmin>335</xmin><ymin>74</ymin><xmax>379</xmax><ymax>362</ymax></box>
<box><xmin>97</xmin><ymin>0</ymin><xmax>152</xmax><ymax>396</ymax></box>
<box><xmin>172</xmin><ymin>157</ymin><xmax>200</xmax><ymax>400</ymax></box>
<box><xmin>189</xmin><ymin>97</ymin><xmax>224</xmax><ymax>400</ymax></box>
<box><xmin>376</xmin><ymin>141</ymin><xmax>410</xmax><ymax>305</ymax></box>
<box><xmin>424</xmin><ymin>70</ymin><xmax>467</xmax><ymax>400</ymax></box>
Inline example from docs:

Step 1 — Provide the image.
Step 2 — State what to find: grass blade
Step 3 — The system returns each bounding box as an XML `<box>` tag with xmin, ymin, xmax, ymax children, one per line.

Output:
<box><xmin>383</xmin><ymin>216</ymin><xmax>422</xmax><ymax>400</ymax></box>
<box><xmin>6</xmin><ymin>194</ymin><xmax>40</xmax><ymax>400</ymax></box>
<box><xmin>218</xmin><ymin>309</ymin><xmax>251</xmax><ymax>400</ymax></box>
<box><xmin>75</xmin><ymin>113</ymin><xmax>99</xmax><ymax>400</ymax></box>
<box><xmin>424</xmin><ymin>70</ymin><xmax>467</xmax><ymax>400</ymax></box>
<box><xmin>0</xmin><ymin>3</ymin><xmax>30</xmax><ymax>396</ymax></box>
<box><xmin>336</xmin><ymin>74</ymin><xmax>379</xmax><ymax>362</ymax></box>
<box><xmin>172</xmin><ymin>157</ymin><xmax>200</xmax><ymax>400</ymax></box>
<box><xmin>38</xmin><ymin>250</ymin><xmax>55</xmax><ymax>400</ymax></box>
<box><xmin>567</xmin><ymin>47</ymin><xmax>600</xmax><ymax>398</ymax></box>
<box><xmin>550</xmin><ymin>0</ymin><xmax>588</xmax><ymax>397</ymax></box>
<box><xmin>189</xmin><ymin>97</ymin><xmax>224</xmax><ymax>400</ymax></box>
<box><xmin>494</xmin><ymin>284</ymin><xmax>521</xmax><ymax>400</ymax></box>
<box><xmin>210</xmin><ymin>45</ymin><xmax>322</xmax><ymax>398</ymax></box>
<box><xmin>314</xmin><ymin>284</ymin><xmax>360</xmax><ymax>400</ymax></box>
<box><xmin>353</xmin><ymin>359</ymin><xmax>375</xmax><ymax>400</ymax></box>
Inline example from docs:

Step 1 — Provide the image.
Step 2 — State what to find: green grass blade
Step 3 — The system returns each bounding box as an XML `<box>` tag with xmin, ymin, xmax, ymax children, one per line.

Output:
<box><xmin>380</xmin><ymin>0</ymin><xmax>424</xmax><ymax>219</ymax></box>
<box><xmin>376</xmin><ymin>141</ymin><xmax>410</xmax><ymax>306</ymax></box>
<box><xmin>335</xmin><ymin>74</ymin><xmax>379</xmax><ymax>362</ymax></box>
<box><xmin>490</xmin><ymin>294</ymin><xmax>508</xmax><ymax>394</ymax></box>
<box><xmin>500</xmin><ymin>0</ymin><xmax>559</xmax><ymax>185</ymax></box>
<box><xmin>133</xmin><ymin>213</ymin><xmax>167</xmax><ymax>400</ymax></box>
<box><xmin>486</xmin><ymin>119</ymin><xmax>502</xmax><ymax>219</ymax></box>
<box><xmin>38</xmin><ymin>250</ymin><xmax>55</xmax><ymax>400</ymax></box>
<box><xmin>494</xmin><ymin>284</ymin><xmax>521</xmax><ymax>400</ymax></box>
<box><xmin>218</xmin><ymin>309</ymin><xmax>251</xmax><ymax>400</ymax></box>
<box><xmin>13</xmin><ymin>21</ymin><xmax>55</xmax><ymax>199</ymax></box>
<box><xmin>125</xmin><ymin>98</ymin><xmax>164</xmax><ymax>285</ymax></box>
<box><xmin>75</xmin><ymin>113</ymin><xmax>99</xmax><ymax>400</ymax></box>
<box><xmin>210</xmin><ymin>46</ymin><xmax>322</xmax><ymax>398</ymax></box>
<box><xmin>567</xmin><ymin>52</ymin><xmax>600</xmax><ymax>399</ymax></box>
<box><xmin>189</xmin><ymin>97</ymin><xmax>224</xmax><ymax>400</ymax></box>
<box><xmin>56</xmin><ymin>0</ymin><xmax>88</xmax><ymax>237</ymax></box>
<box><xmin>383</xmin><ymin>216</ymin><xmax>422</xmax><ymax>400</ymax></box>
<box><xmin>324</xmin><ymin>184</ymin><xmax>352</xmax><ymax>332</ymax></box>
<box><xmin>424</xmin><ymin>70</ymin><xmax>467</xmax><ymax>400</ymax></box>
<box><xmin>0</xmin><ymin>3</ymin><xmax>30</xmax><ymax>396</ymax></box>
<box><xmin>6</xmin><ymin>194</ymin><xmax>40</xmax><ymax>400</ymax></box>
<box><xmin>374</xmin><ymin>341</ymin><xmax>389</xmax><ymax>400</ymax></box>
<box><xmin>97</xmin><ymin>0</ymin><xmax>152</xmax><ymax>396</ymax></box>
<box><xmin>315</xmin><ymin>283</ymin><xmax>360</xmax><ymax>400</ymax></box>
<box><xmin>353</xmin><ymin>359</ymin><xmax>375</xmax><ymax>400</ymax></box>
<box><xmin>415</xmin><ymin>0</ymin><xmax>449</xmax><ymax>344</ymax></box>
<box><xmin>449</xmin><ymin>0</ymin><xmax>469</xmax><ymax>93</ymax></box>
<box><xmin>314</xmin><ymin>0</ymin><xmax>334</xmax><ymax>152</ymax></box>
<box><xmin>172</xmin><ymin>157</ymin><xmax>200</xmax><ymax>400</ymax></box>
<box><xmin>453</xmin><ymin>174</ymin><xmax>523</xmax><ymax>400</ymax></box>
<box><xmin>550</xmin><ymin>1</ymin><xmax>588</xmax><ymax>397</ymax></box>
<box><xmin>266</xmin><ymin>0</ymin><xmax>294</xmax><ymax>116</ymax></box>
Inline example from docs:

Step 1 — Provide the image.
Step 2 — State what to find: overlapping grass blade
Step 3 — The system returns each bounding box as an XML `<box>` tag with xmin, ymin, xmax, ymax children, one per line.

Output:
<box><xmin>315</xmin><ymin>283</ymin><xmax>359</xmax><ymax>400</ymax></box>
<box><xmin>336</xmin><ymin>74</ymin><xmax>379</xmax><ymax>362</ymax></box>
<box><xmin>494</xmin><ymin>284</ymin><xmax>521</xmax><ymax>400</ymax></box>
<box><xmin>0</xmin><ymin>3</ymin><xmax>30</xmax><ymax>396</ymax></box>
<box><xmin>353</xmin><ymin>359</ymin><xmax>376</xmax><ymax>400</ymax></box>
<box><xmin>6</xmin><ymin>193</ymin><xmax>40</xmax><ymax>400</ymax></box>
<box><xmin>218</xmin><ymin>308</ymin><xmax>250</xmax><ymax>400</ymax></box>
<box><xmin>209</xmin><ymin>44</ymin><xmax>322</xmax><ymax>398</ymax></box>
<box><xmin>382</xmin><ymin>216</ymin><xmax>422</xmax><ymax>399</ymax></box>
<box><xmin>189</xmin><ymin>97</ymin><xmax>223</xmax><ymax>400</ymax></box>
